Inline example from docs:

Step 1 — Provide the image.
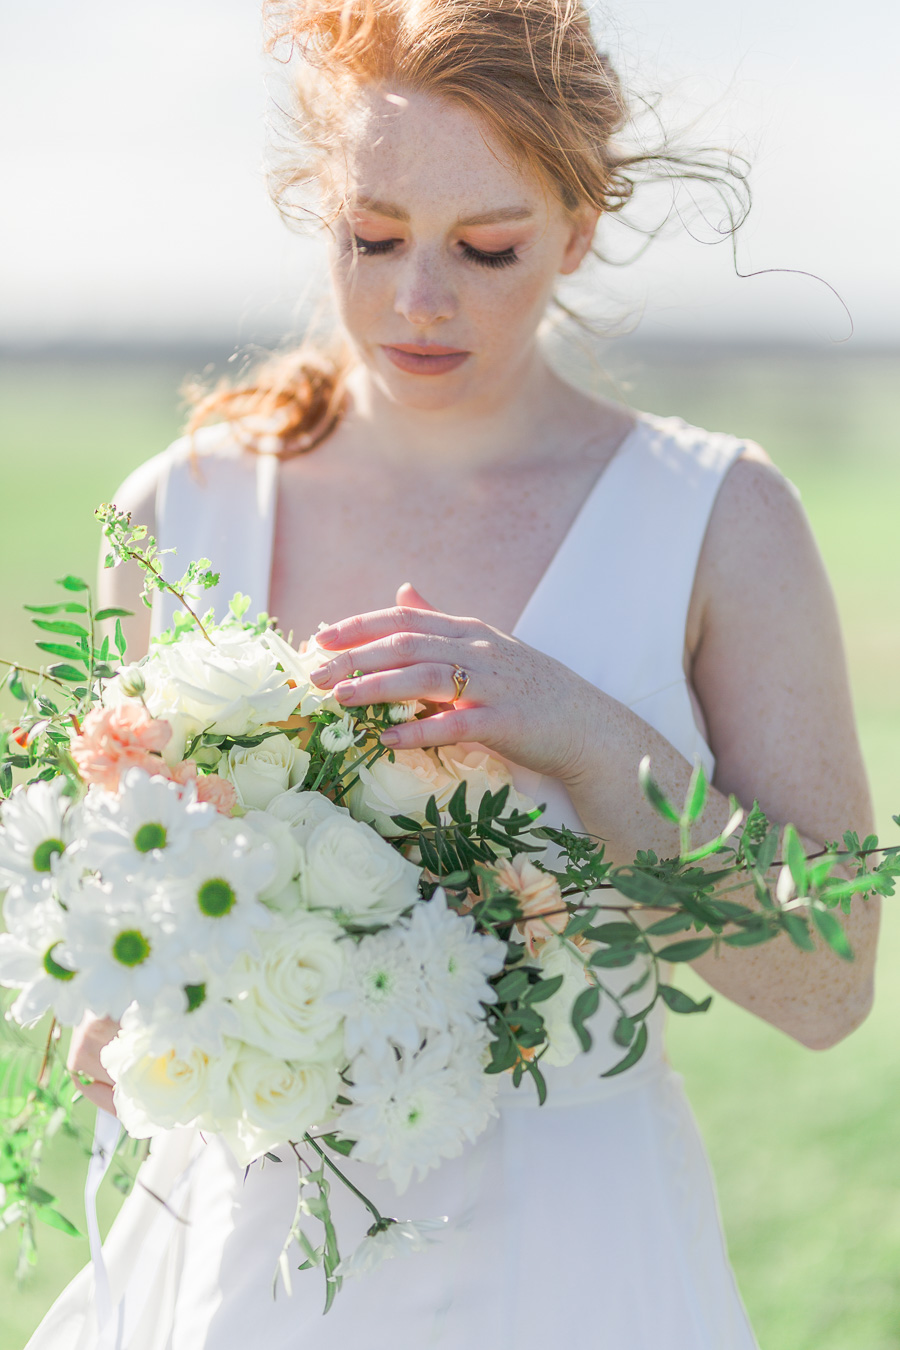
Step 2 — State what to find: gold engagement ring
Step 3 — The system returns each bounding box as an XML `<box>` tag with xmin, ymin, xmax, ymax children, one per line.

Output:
<box><xmin>451</xmin><ymin>665</ymin><xmax>470</xmax><ymax>701</ymax></box>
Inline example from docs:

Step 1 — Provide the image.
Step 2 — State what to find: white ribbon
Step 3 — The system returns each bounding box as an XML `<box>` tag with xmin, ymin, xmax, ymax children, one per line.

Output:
<box><xmin>86</xmin><ymin>1108</ymin><xmax>124</xmax><ymax>1350</ymax></box>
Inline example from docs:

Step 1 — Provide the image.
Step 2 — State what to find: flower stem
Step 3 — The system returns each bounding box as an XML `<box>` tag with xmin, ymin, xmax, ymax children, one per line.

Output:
<box><xmin>302</xmin><ymin>1133</ymin><xmax>385</xmax><ymax>1226</ymax></box>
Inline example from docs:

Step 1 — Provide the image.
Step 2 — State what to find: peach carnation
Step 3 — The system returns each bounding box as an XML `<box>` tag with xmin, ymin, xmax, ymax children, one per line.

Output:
<box><xmin>489</xmin><ymin>854</ymin><xmax>567</xmax><ymax>955</ymax></box>
<box><xmin>72</xmin><ymin>704</ymin><xmax>172</xmax><ymax>792</ymax></box>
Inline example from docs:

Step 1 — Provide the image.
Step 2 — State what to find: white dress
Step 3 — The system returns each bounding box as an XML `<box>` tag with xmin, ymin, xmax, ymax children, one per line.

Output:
<box><xmin>28</xmin><ymin>411</ymin><xmax>759</xmax><ymax>1350</ymax></box>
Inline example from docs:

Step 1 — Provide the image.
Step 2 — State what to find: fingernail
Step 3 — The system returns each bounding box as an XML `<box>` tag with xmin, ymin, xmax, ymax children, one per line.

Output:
<box><xmin>333</xmin><ymin>681</ymin><xmax>357</xmax><ymax>702</ymax></box>
<box><xmin>316</xmin><ymin>626</ymin><xmax>337</xmax><ymax>645</ymax></box>
<box><xmin>310</xmin><ymin>666</ymin><xmax>330</xmax><ymax>687</ymax></box>
<box><xmin>380</xmin><ymin>730</ymin><xmax>400</xmax><ymax>746</ymax></box>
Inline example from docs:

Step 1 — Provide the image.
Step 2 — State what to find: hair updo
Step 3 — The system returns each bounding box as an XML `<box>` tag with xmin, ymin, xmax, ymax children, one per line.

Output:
<box><xmin>187</xmin><ymin>0</ymin><xmax>747</xmax><ymax>453</ymax></box>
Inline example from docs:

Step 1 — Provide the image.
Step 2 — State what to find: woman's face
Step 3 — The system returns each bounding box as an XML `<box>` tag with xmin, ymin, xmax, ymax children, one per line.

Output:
<box><xmin>327</xmin><ymin>87</ymin><xmax>597</xmax><ymax>413</ymax></box>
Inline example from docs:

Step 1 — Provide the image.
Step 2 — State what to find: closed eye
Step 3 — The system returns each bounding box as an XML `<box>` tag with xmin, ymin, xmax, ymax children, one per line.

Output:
<box><xmin>459</xmin><ymin>241</ymin><xmax>519</xmax><ymax>269</ymax></box>
<box><xmin>352</xmin><ymin>235</ymin><xmax>401</xmax><ymax>256</ymax></box>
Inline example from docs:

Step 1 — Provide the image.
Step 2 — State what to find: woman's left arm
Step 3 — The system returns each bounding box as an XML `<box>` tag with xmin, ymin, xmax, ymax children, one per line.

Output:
<box><xmin>311</xmin><ymin>455</ymin><xmax>879</xmax><ymax>1049</ymax></box>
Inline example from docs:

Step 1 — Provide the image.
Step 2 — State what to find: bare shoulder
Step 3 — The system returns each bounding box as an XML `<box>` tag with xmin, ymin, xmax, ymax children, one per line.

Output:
<box><xmin>688</xmin><ymin>443</ymin><xmax>817</xmax><ymax>647</ymax></box>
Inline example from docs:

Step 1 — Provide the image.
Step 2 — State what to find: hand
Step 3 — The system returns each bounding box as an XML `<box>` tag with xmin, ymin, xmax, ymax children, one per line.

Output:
<box><xmin>67</xmin><ymin>1014</ymin><xmax>120</xmax><ymax>1116</ymax></box>
<box><xmin>311</xmin><ymin>584</ymin><xmax>607</xmax><ymax>782</ymax></box>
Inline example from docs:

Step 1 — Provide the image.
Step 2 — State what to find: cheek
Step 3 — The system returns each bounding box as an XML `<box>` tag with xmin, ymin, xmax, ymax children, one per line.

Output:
<box><xmin>462</xmin><ymin>264</ymin><xmax>556</xmax><ymax>349</ymax></box>
<box><xmin>328</xmin><ymin>249</ymin><xmax>385</xmax><ymax>329</ymax></box>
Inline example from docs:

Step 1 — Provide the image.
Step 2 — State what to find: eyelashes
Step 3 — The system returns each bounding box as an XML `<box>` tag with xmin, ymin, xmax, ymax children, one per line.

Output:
<box><xmin>351</xmin><ymin>235</ymin><xmax>519</xmax><ymax>270</ymax></box>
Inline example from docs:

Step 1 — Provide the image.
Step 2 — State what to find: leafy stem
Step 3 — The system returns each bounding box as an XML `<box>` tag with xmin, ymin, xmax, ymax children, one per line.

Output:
<box><xmin>302</xmin><ymin>1133</ymin><xmax>385</xmax><ymax>1226</ymax></box>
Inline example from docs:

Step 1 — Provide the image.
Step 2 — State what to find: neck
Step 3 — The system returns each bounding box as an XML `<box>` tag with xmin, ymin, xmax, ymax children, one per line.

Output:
<box><xmin>341</xmin><ymin>342</ymin><xmax>572</xmax><ymax>473</ymax></box>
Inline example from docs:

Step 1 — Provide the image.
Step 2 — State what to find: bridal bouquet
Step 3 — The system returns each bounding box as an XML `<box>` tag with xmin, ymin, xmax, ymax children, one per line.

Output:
<box><xmin>0</xmin><ymin>505</ymin><xmax>896</xmax><ymax>1305</ymax></box>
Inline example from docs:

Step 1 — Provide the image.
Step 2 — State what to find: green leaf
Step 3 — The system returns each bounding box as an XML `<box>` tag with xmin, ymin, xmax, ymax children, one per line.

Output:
<box><xmin>657</xmin><ymin>937</ymin><xmax>714</xmax><ymax>963</ymax></box>
<box><xmin>31</xmin><ymin>619</ymin><xmax>89</xmax><ymax>638</ymax></box>
<box><xmin>47</xmin><ymin>664</ymin><xmax>86</xmax><ymax>682</ymax></box>
<box><xmin>446</xmin><ymin>780</ymin><xmax>469</xmax><ymax>824</ymax></box>
<box><xmin>493</xmin><ymin>969</ymin><xmax>530</xmax><ymax>1003</ymax></box>
<box><xmin>318</xmin><ymin>1132</ymin><xmax>356</xmax><ymax>1157</ymax></box>
<box><xmin>638</xmin><ymin>756</ymin><xmax>679</xmax><ymax>824</ymax></box>
<box><xmin>659</xmin><ymin>983</ymin><xmax>712</xmax><ymax>1014</ymax></box>
<box><xmin>8</xmin><ymin>670</ymin><xmax>27</xmax><ymax>701</ymax></box>
<box><xmin>35</xmin><ymin>1207</ymin><xmax>81</xmax><ymax>1238</ymax></box>
<box><xmin>57</xmin><ymin>575</ymin><xmax>90</xmax><ymax>592</ymax></box>
<box><xmin>723</xmin><ymin>926</ymin><xmax>773</xmax><ymax>948</ymax></box>
<box><xmin>683</xmin><ymin>760</ymin><xmax>708</xmax><ymax>825</ymax></box>
<box><xmin>35</xmin><ymin>642</ymin><xmax>86</xmax><ymax>661</ymax></box>
<box><xmin>602</xmin><ymin>1021</ymin><xmax>649</xmax><ymax>1078</ymax></box>
<box><xmin>526</xmin><ymin>1059</ymin><xmax>547</xmax><ymax>1106</ymax></box>
<box><xmin>589</xmin><ymin>945</ymin><xmax>643</xmax><ymax>969</ymax></box>
<box><xmin>613</xmin><ymin>1014</ymin><xmax>636</xmax><ymax>1046</ymax></box>
<box><xmin>93</xmin><ymin>607</ymin><xmax>133</xmax><ymax>621</ymax></box>
<box><xmin>645</xmin><ymin>913</ymin><xmax>694</xmax><ymax>936</ymax></box>
<box><xmin>523</xmin><ymin>974</ymin><xmax>564</xmax><ymax>1004</ymax></box>
<box><xmin>24</xmin><ymin>602</ymin><xmax>88</xmax><ymax>615</ymax></box>
<box><xmin>782</xmin><ymin>913</ymin><xmax>816</xmax><ymax>952</ymax></box>
<box><xmin>810</xmin><ymin>906</ymin><xmax>854</xmax><ymax>961</ymax></box>
<box><xmin>424</xmin><ymin>795</ymin><xmax>441</xmax><ymax>828</ymax></box>
<box><xmin>115</xmin><ymin>619</ymin><xmax>127</xmax><ymax>658</ymax></box>
<box><xmin>783</xmin><ymin>824</ymin><xmax>808</xmax><ymax>895</ymax></box>
<box><xmin>570</xmin><ymin>984</ymin><xmax>600</xmax><ymax>1053</ymax></box>
<box><xmin>587</xmin><ymin>921</ymin><xmax>641</xmax><ymax>944</ymax></box>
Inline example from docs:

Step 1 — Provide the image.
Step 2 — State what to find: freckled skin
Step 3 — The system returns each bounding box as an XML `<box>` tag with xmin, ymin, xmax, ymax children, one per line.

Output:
<box><xmin>85</xmin><ymin>86</ymin><xmax>877</xmax><ymax>1097</ymax></box>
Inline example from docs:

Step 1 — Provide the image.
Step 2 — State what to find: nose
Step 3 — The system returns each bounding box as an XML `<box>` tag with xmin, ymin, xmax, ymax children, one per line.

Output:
<box><xmin>393</xmin><ymin>247</ymin><xmax>456</xmax><ymax>328</ymax></box>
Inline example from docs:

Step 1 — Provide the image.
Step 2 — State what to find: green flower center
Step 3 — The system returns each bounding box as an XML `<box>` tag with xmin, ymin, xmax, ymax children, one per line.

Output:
<box><xmin>373</xmin><ymin>971</ymin><xmax>390</xmax><ymax>992</ymax></box>
<box><xmin>184</xmin><ymin>982</ymin><xmax>207</xmax><ymax>1012</ymax></box>
<box><xmin>33</xmin><ymin>838</ymin><xmax>64</xmax><ymax>873</ymax></box>
<box><xmin>198</xmin><ymin>878</ymin><xmax>236</xmax><ymax>918</ymax></box>
<box><xmin>43</xmin><ymin>943</ymin><xmax>76</xmax><ymax>982</ymax></box>
<box><xmin>133</xmin><ymin>822</ymin><xmax>167</xmax><ymax>853</ymax></box>
<box><xmin>112</xmin><ymin>929</ymin><xmax>151</xmax><ymax>967</ymax></box>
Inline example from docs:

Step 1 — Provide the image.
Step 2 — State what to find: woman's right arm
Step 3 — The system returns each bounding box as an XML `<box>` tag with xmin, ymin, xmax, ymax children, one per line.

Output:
<box><xmin>66</xmin><ymin>457</ymin><xmax>163</xmax><ymax>1112</ymax></box>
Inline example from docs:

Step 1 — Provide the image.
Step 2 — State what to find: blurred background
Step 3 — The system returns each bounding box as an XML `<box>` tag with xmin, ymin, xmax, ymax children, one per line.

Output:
<box><xmin>1</xmin><ymin>1</ymin><xmax>899</xmax><ymax>1347</ymax></box>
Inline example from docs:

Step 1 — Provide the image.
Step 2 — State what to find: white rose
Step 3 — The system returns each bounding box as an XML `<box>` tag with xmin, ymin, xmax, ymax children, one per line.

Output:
<box><xmin>345</xmin><ymin>748</ymin><xmax>457</xmax><ymax>837</ymax></box>
<box><xmin>267</xmin><ymin>789</ymin><xmax>350</xmax><ymax>845</ymax></box>
<box><xmin>299</xmin><ymin>815</ymin><xmax>422</xmax><ymax>924</ymax></box>
<box><xmin>225</xmin><ymin>734</ymin><xmax>310</xmax><ymax>810</ymax></box>
<box><xmin>261</xmin><ymin>629</ymin><xmax>341</xmax><ymax>716</ymax></box>
<box><xmin>140</xmin><ymin>629</ymin><xmax>302</xmax><ymax>743</ymax></box>
<box><xmin>102</xmin><ymin>1018</ymin><xmax>233</xmax><ymax>1136</ymax></box>
<box><xmin>223</xmin><ymin>1043</ymin><xmax>340</xmax><ymax>1164</ymax></box>
<box><xmin>229</xmin><ymin>910</ymin><xmax>347</xmax><ymax>1062</ymax></box>
<box><xmin>241</xmin><ymin>810</ymin><xmax>302</xmax><ymax>901</ymax></box>
<box><xmin>536</xmin><ymin>938</ymin><xmax>592</xmax><ymax>1069</ymax></box>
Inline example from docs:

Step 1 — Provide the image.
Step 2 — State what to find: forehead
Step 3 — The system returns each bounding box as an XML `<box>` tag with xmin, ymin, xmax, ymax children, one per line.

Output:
<box><xmin>339</xmin><ymin>85</ymin><xmax>549</xmax><ymax>218</ymax></box>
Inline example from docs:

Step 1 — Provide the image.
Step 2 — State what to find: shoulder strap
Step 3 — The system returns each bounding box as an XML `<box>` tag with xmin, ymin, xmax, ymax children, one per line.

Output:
<box><xmin>514</xmin><ymin>413</ymin><xmax>749</xmax><ymax>706</ymax></box>
<box><xmin>150</xmin><ymin>426</ymin><xmax>278</xmax><ymax>638</ymax></box>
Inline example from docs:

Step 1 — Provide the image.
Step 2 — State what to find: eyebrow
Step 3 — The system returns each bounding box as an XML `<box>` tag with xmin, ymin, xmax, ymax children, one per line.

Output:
<box><xmin>352</xmin><ymin>196</ymin><xmax>533</xmax><ymax>226</ymax></box>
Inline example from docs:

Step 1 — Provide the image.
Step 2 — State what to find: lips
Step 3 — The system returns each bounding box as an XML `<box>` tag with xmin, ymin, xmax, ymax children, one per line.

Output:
<box><xmin>381</xmin><ymin>343</ymin><xmax>471</xmax><ymax>376</ymax></box>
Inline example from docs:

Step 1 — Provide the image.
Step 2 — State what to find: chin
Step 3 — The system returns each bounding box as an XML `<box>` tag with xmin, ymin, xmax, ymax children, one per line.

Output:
<box><xmin>372</xmin><ymin>362</ymin><xmax>479</xmax><ymax>412</ymax></box>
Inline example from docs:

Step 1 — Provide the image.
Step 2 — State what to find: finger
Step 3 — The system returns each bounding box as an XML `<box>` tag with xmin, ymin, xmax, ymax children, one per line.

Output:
<box><xmin>78</xmin><ymin>1079</ymin><xmax>118</xmax><ymax>1116</ymax></box>
<box><xmin>380</xmin><ymin>705</ymin><xmax>495</xmax><ymax>750</ymax></box>
<box><xmin>395</xmin><ymin>582</ymin><xmax>439</xmax><ymax>612</ymax></box>
<box><xmin>313</xmin><ymin>632</ymin><xmax>462</xmax><ymax>688</ymax></box>
<box><xmin>333</xmin><ymin>662</ymin><xmax>478</xmax><ymax>708</ymax></box>
<box><xmin>315</xmin><ymin>606</ymin><xmax>469</xmax><ymax>654</ymax></box>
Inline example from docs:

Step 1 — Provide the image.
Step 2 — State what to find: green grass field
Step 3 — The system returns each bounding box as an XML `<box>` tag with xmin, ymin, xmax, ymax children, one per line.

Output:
<box><xmin>1</xmin><ymin>346</ymin><xmax>898</xmax><ymax>1349</ymax></box>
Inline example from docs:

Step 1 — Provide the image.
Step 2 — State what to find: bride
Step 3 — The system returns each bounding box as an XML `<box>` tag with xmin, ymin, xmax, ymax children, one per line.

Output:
<box><xmin>35</xmin><ymin>0</ymin><xmax>878</xmax><ymax>1345</ymax></box>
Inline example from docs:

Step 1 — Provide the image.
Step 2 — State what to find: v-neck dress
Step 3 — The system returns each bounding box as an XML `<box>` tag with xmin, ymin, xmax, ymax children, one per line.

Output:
<box><xmin>27</xmin><ymin>411</ymin><xmax>759</xmax><ymax>1350</ymax></box>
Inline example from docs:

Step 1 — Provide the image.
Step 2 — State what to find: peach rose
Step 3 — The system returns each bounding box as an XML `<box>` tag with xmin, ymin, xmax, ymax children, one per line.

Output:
<box><xmin>71</xmin><ymin>705</ymin><xmax>172</xmax><ymax>791</ymax></box>
<box><xmin>167</xmin><ymin>761</ymin><xmax>237</xmax><ymax>815</ymax></box>
<box><xmin>489</xmin><ymin>854</ymin><xmax>567</xmax><ymax>955</ymax></box>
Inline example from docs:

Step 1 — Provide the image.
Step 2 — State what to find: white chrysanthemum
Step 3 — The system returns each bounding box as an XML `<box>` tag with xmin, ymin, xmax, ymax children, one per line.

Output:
<box><xmin>338</xmin><ymin>928</ymin><xmax>425</xmax><ymax>1058</ymax></box>
<box><xmin>0</xmin><ymin>899</ymin><xmax>87</xmax><ymax>1027</ymax></box>
<box><xmin>334</xmin><ymin>1217</ymin><xmax>447</xmax><ymax>1279</ymax></box>
<box><xmin>78</xmin><ymin>768</ymin><xmax>216</xmax><ymax>883</ymax></box>
<box><xmin>340</xmin><ymin>1033</ymin><xmax>494</xmax><ymax>1192</ymax></box>
<box><xmin>402</xmin><ymin>894</ymin><xmax>506</xmax><ymax>1030</ymax></box>
<box><xmin>319</xmin><ymin>714</ymin><xmax>365</xmax><ymax>755</ymax></box>
<box><xmin>61</xmin><ymin>884</ymin><xmax>186</xmax><ymax>1021</ymax></box>
<box><xmin>536</xmin><ymin>937</ymin><xmax>592</xmax><ymax>1068</ymax></box>
<box><xmin>386</xmin><ymin>702</ymin><xmax>421</xmax><ymax>724</ymax></box>
<box><xmin>161</xmin><ymin>822</ymin><xmax>276</xmax><ymax>968</ymax></box>
<box><xmin>299</xmin><ymin>815</ymin><xmax>422</xmax><ymax>926</ymax></box>
<box><xmin>228</xmin><ymin>910</ymin><xmax>347</xmax><ymax>1063</ymax></box>
<box><xmin>0</xmin><ymin>780</ymin><xmax>74</xmax><ymax>903</ymax></box>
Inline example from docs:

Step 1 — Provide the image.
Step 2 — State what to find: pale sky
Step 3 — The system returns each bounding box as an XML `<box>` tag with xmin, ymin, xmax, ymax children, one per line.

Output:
<box><xmin>1</xmin><ymin>0</ymin><xmax>896</xmax><ymax>346</ymax></box>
